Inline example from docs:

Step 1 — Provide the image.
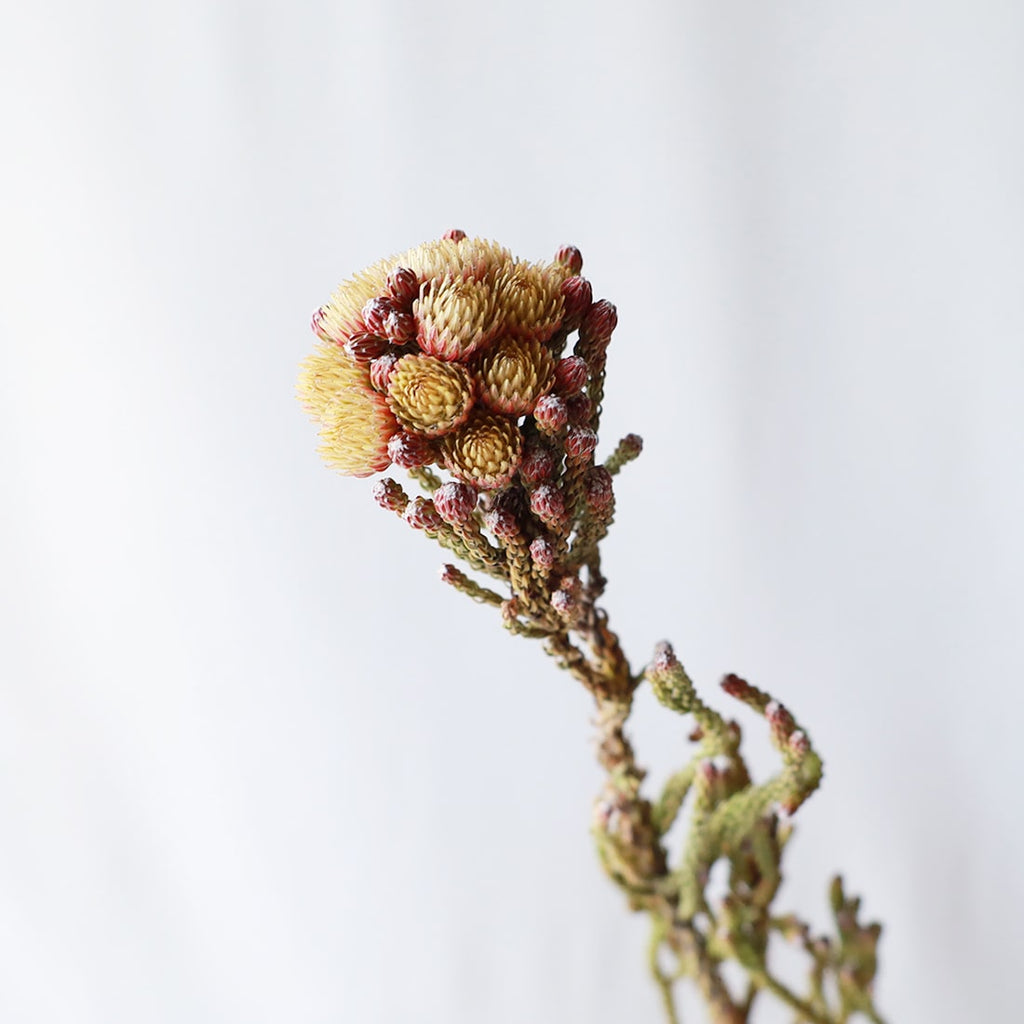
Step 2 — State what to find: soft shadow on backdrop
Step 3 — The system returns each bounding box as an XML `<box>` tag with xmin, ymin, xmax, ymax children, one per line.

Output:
<box><xmin>2</xmin><ymin>3</ymin><xmax>1022</xmax><ymax>1022</ymax></box>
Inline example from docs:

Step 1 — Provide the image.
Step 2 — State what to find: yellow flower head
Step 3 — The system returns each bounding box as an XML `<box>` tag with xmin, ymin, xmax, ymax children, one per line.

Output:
<box><xmin>494</xmin><ymin>260</ymin><xmax>568</xmax><ymax>343</ymax></box>
<box><xmin>415</xmin><ymin>274</ymin><xmax>503</xmax><ymax>361</ymax></box>
<box><xmin>441</xmin><ymin>409</ymin><xmax>523</xmax><ymax>490</ymax></box>
<box><xmin>297</xmin><ymin>342</ymin><xmax>397</xmax><ymax>476</ymax></box>
<box><xmin>386</xmin><ymin>353</ymin><xmax>475</xmax><ymax>437</ymax></box>
<box><xmin>476</xmin><ymin>335</ymin><xmax>555</xmax><ymax>416</ymax></box>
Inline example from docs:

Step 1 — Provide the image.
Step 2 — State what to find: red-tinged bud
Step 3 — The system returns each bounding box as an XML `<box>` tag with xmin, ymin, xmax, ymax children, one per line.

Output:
<box><xmin>565</xmin><ymin>393</ymin><xmax>592</xmax><ymax>425</ymax></box>
<box><xmin>553</xmin><ymin>355</ymin><xmax>588</xmax><ymax>396</ymax></box>
<box><xmin>721</xmin><ymin>673</ymin><xmax>751</xmax><ymax>699</ymax></box>
<box><xmin>789</xmin><ymin>729</ymin><xmax>810</xmax><ymax>757</ymax></box>
<box><xmin>387</xmin><ymin>431</ymin><xmax>434</xmax><ymax>469</ymax></box>
<box><xmin>554</xmin><ymin>244</ymin><xmax>583</xmax><ymax>275</ymax></box>
<box><xmin>652</xmin><ymin>641</ymin><xmax>677</xmax><ymax>673</ymax></box>
<box><xmin>404</xmin><ymin>496</ymin><xmax>443</xmax><ymax>531</ymax></box>
<box><xmin>558</xmin><ymin>574</ymin><xmax>582</xmax><ymax>598</ymax></box>
<box><xmin>584</xmin><ymin>466</ymin><xmax>614</xmax><ymax>514</ymax></box>
<box><xmin>485</xmin><ymin>507</ymin><xmax>520</xmax><ymax>541</ymax></box>
<box><xmin>345</xmin><ymin>331</ymin><xmax>390</xmax><ymax>362</ymax></box>
<box><xmin>362</xmin><ymin>296</ymin><xmax>398</xmax><ymax>334</ymax></box>
<box><xmin>519</xmin><ymin>439</ymin><xmax>557</xmax><ymax>485</ymax></box>
<box><xmin>311</xmin><ymin>306</ymin><xmax>331</xmax><ymax>341</ymax></box>
<box><xmin>386</xmin><ymin>266</ymin><xmax>419</xmax><ymax>309</ymax></box>
<box><xmin>369</xmin><ymin>352</ymin><xmax>401</xmax><ymax>392</ymax></box>
<box><xmin>443</xmin><ymin>228</ymin><xmax>467</xmax><ymax>241</ymax></box>
<box><xmin>384</xmin><ymin>309</ymin><xmax>416</xmax><ymax>345</ymax></box>
<box><xmin>533</xmin><ymin>394</ymin><xmax>568</xmax><ymax>434</ymax></box>
<box><xmin>440</xmin><ymin>564</ymin><xmax>462</xmax><ymax>586</ymax></box>
<box><xmin>565</xmin><ymin>426</ymin><xmax>598</xmax><ymax>461</ymax></box>
<box><xmin>580</xmin><ymin>299</ymin><xmax>618</xmax><ymax>344</ymax></box>
<box><xmin>529</xmin><ymin>536</ymin><xmax>556</xmax><ymax>570</ymax></box>
<box><xmin>433</xmin><ymin>481</ymin><xmax>478</xmax><ymax>524</ymax></box>
<box><xmin>698</xmin><ymin>760</ymin><xmax>718</xmax><ymax>785</ymax></box>
<box><xmin>530</xmin><ymin>483</ymin><xmax>567</xmax><ymax>526</ymax></box>
<box><xmin>372</xmin><ymin>478</ymin><xmax>408</xmax><ymax>514</ymax></box>
<box><xmin>621</xmin><ymin>433</ymin><xmax>643</xmax><ymax>458</ymax></box>
<box><xmin>766</xmin><ymin>700</ymin><xmax>796</xmax><ymax>744</ymax></box>
<box><xmin>560</xmin><ymin>275</ymin><xmax>593</xmax><ymax>326</ymax></box>
<box><xmin>551</xmin><ymin>588</ymin><xmax>577</xmax><ymax>617</ymax></box>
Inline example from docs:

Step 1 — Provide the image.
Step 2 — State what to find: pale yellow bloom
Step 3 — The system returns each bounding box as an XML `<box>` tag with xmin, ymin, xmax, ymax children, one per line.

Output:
<box><xmin>297</xmin><ymin>342</ymin><xmax>396</xmax><ymax>476</ymax></box>
<box><xmin>494</xmin><ymin>260</ymin><xmax>568</xmax><ymax>343</ymax></box>
<box><xmin>441</xmin><ymin>409</ymin><xmax>523</xmax><ymax>489</ymax></box>
<box><xmin>386</xmin><ymin>354</ymin><xmax>475</xmax><ymax>437</ymax></box>
<box><xmin>415</xmin><ymin>275</ymin><xmax>502</xmax><ymax>361</ymax></box>
<box><xmin>476</xmin><ymin>335</ymin><xmax>555</xmax><ymax>416</ymax></box>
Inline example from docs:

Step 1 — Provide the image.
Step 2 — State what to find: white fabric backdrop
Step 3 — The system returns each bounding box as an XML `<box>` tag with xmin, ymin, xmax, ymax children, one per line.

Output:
<box><xmin>3</xmin><ymin>2</ymin><xmax>1022</xmax><ymax>1021</ymax></box>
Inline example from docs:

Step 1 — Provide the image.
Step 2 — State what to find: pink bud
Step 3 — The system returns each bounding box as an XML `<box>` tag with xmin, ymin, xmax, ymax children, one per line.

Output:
<box><xmin>433</xmin><ymin>481</ymin><xmax>478</xmax><ymax>524</ymax></box>
<box><xmin>369</xmin><ymin>352</ymin><xmax>401</xmax><ymax>392</ymax></box>
<box><xmin>564</xmin><ymin>426</ymin><xmax>598</xmax><ymax>461</ymax></box>
<box><xmin>551</xmin><ymin>588</ymin><xmax>577</xmax><ymax>617</ymax></box>
<box><xmin>386</xmin><ymin>266</ymin><xmax>419</xmax><ymax>309</ymax></box>
<box><xmin>383</xmin><ymin>309</ymin><xmax>416</xmax><ymax>345</ymax></box>
<box><xmin>519</xmin><ymin>440</ymin><xmax>557</xmax><ymax>485</ymax></box>
<box><xmin>530</xmin><ymin>483</ymin><xmax>567</xmax><ymax>526</ymax></box>
<box><xmin>387</xmin><ymin>431</ymin><xmax>434</xmax><ymax>469</ymax></box>
<box><xmin>721</xmin><ymin>674</ymin><xmax>751</xmax><ymax>699</ymax></box>
<box><xmin>533</xmin><ymin>394</ymin><xmax>568</xmax><ymax>434</ymax></box>
<box><xmin>580</xmin><ymin>299</ymin><xmax>618</xmax><ymax>344</ymax></box>
<box><xmin>652</xmin><ymin>641</ymin><xmax>677</xmax><ymax>673</ymax></box>
<box><xmin>560</xmin><ymin>276</ymin><xmax>593</xmax><ymax>326</ymax></box>
<box><xmin>404</xmin><ymin>497</ymin><xmax>443</xmax><ymax>531</ymax></box>
<box><xmin>529</xmin><ymin>536</ymin><xmax>556</xmax><ymax>570</ymax></box>
<box><xmin>565</xmin><ymin>393</ymin><xmax>592</xmax><ymax>425</ymax></box>
<box><xmin>372</xmin><ymin>478</ymin><xmax>408</xmax><ymax>514</ymax></box>
<box><xmin>553</xmin><ymin>356</ymin><xmax>588</xmax><ymax>397</ymax></box>
<box><xmin>766</xmin><ymin>700</ymin><xmax>796</xmax><ymax>741</ymax></box>
<box><xmin>584</xmin><ymin>466</ymin><xmax>614</xmax><ymax>513</ymax></box>
<box><xmin>554</xmin><ymin>244</ymin><xmax>583</xmax><ymax>275</ymax></box>
<box><xmin>485</xmin><ymin>508</ymin><xmax>519</xmax><ymax>540</ymax></box>
<box><xmin>443</xmin><ymin>228</ymin><xmax>467</xmax><ymax>241</ymax></box>
<box><xmin>345</xmin><ymin>331</ymin><xmax>390</xmax><ymax>362</ymax></box>
<box><xmin>558</xmin><ymin>574</ymin><xmax>582</xmax><ymax>598</ymax></box>
<box><xmin>362</xmin><ymin>296</ymin><xmax>398</xmax><ymax>334</ymax></box>
<box><xmin>789</xmin><ymin>730</ymin><xmax>810</xmax><ymax>757</ymax></box>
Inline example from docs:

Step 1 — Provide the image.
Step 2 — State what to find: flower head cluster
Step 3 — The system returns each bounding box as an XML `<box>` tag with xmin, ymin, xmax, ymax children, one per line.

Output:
<box><xmin>299</xmin><ymin>233</ymin><xmax>576</xmax><ymax>488</ymax></box>
<box><xmin>300</xmin><ymin>233</ymin><xmax>637</xmax><ymax>639</ymax></box>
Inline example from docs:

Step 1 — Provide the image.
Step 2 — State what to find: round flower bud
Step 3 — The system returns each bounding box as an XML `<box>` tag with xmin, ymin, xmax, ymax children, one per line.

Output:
<box><xmin>529</xmin><ymin>483</ymin><xmax>567</xmax><ymax>527</ymax></box>
<box><xmin>386</xmin><ymin>266</ymin><xmax>419</xmax><ymax>309</ymax></box>
<box><xmin>551</xmin><ymin>588</ymin><xmax>577</xmax><ymax>618</ymax></box>
<box><xmin>433</xmin><ymin>481</ymin><xmax>479</xmax><ymax>524</ymax></box>
<box><xmin>386</xmin><ymin>354</ymin><xmax>475</xmax><ymax>437</ymax></box>
<box><xmin>415</xmin><ymin>275</ymin><xmax>502</xmax><ymax>361</ymax></box>
<box><xmin>369</xmin><ymin>352</ymin><xmax>401</xmax><ymax>392</ymax></box>
<box><xmin>383</xmin><ymin>309</ymin><xmax>417</xmax><ymax>345</ymax></box>
<box><xmin>529</xmin><ymin>536</ymin><xmax>556</xmax><ymax>570</ymax></box>
<box><xmin>565</xmin><ymin>393</ymin><xmax>592</xmax><ymax>425</ymax></box>
<box><xmin>387</xmin><ymin>431</ymin><xmax>435</xmax><ymax>469</ymax></box>
<box><xmin>441</xmin><ymin>409</ymin><xmax>524</xmax><ymax>490</ymax></box>
<box><xmin>554</xmin><ymin>244</ymin><xmax>583</xmax><ymax>275</ymax></box>
<box><xmin>652</xmin><ymin>641</ymin><xmax>678</xmax><ymax>674</ymax></box>
<box><xmin>553</xmin><ymin>356</ymin><xmax>588</xmax><ymax>397</ymax></box>
<box><xmin>533</xmin><ymin>394</ymin><xmax>568</xmax><ymax>435</ymax></box>
<box><xmin>584</xmin><ymin>466</ymin><xmax>614</xmax><ymax>514</ymax></box>
<box><xmin>579</xmin><ymin>299</ymin><xmax>617</xmax><ymax>346</ymax></box>
<box><xmin>345</xmin><ymin>331</ymin><xmax>390</xmax><ymax>362</ymax></box>
<box><xmin>484</xmin><ymin>507</ymin><xmax>519</xmax><ymax>541</ymax></box>
<box><xmin>372</xmin><ymin>478</ymin><xmax>408</xmax><ymax>514</ymax></box>
<box><xmin>560</xmin><ymin>276</ymin><xmax>593</xmax><ymax>328</ymax></box>
<box><xmin>519</xmin><ymin>439</ymin><xmax>557</xmax><ymax>485</ymax></box>
<box><xmin>443</xmin><ymin>228</ymin><xmax>467</xmax><ymax>241</ymax></box>
<box><xmin>404</xmin><ymin>496</ymin><xmax>443</xmax><ymax>532</ymax></box>
<box><xmin>362</xmin><ymin>296</ymin><xmax>398</xmax><ymax>335</ymax></box>
<box><xmin>565</xmin><ymin>426</ymin><xmax>598</xmax><ymax>462</ymax></box>
<box><xmin>477</xmin><ymin>335</ymin><xmax>555</xmax><ymax>416</ymax></box>
<box><xmin>558</xmin><ymin>574</ymin><xmax>582</xmax><ymax>598</ymax></box>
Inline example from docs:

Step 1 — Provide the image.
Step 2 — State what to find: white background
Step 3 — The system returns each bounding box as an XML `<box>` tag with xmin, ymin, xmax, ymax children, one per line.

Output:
<box><xmin>3</xmin><ymin>2</ymin><xmax>1022</xmax><ymax>1022</ymax></box>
